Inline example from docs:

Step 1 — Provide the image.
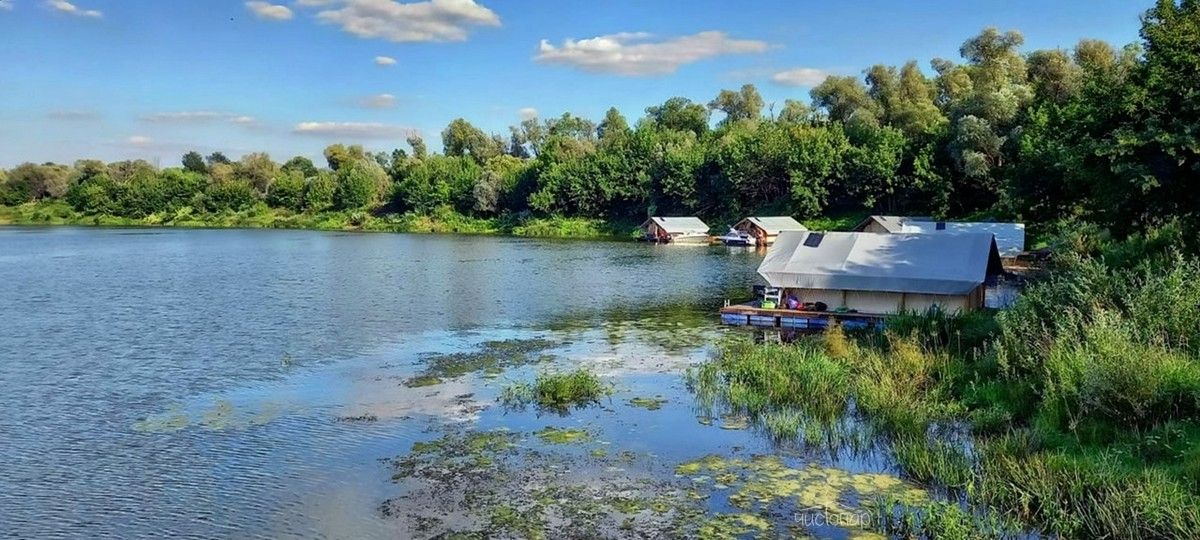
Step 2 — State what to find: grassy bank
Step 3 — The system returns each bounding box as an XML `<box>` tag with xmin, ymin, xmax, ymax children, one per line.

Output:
<box><xmin>690</xmin><ymin>232</ymin><xmax>1200</xmax><ymax>538</ymax></box>
<box><xmin>0</xmin><ymin>201</ymin><xmax>641</xmax><ymax>240</ymax></box>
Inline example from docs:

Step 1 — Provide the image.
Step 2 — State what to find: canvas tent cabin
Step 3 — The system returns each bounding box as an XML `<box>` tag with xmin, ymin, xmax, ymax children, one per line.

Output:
<box><xmin>640</xmin><ymin>217</ymin><xmax>711</xmax><ymax>244</ymax></box>
<box><xmin>853</xmin><ymin>215</ymin><xmax>912</xmax><ymax>234</ymax></box>
<box><xmin>755</xmin><ymin>231</ymin><xmax>1003</xmax><ymax>315</ymax></box>
<box><xmin>732</xmin><ymin>216</ymin><xmax>808</xmax><ymax>246</ymax></box>
<box><xmin>853</xmin><ymin>215</ymin><xmax>1026</xmax><ymax>258</ymax></box>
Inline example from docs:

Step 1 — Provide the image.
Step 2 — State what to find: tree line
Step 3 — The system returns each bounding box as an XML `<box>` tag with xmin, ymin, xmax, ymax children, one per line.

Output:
<box><xmin>2</xmin><ymin>0</ymin><xmax>1196</xmax><ymax>242</ymax></box>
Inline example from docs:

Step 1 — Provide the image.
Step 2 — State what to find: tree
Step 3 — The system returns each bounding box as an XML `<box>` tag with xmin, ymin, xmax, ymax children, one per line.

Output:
<box><xmin>777</xmin><ymin>100</ymin><xmax>812</xmax><ymax>124</ymax></box>
<box><xmin>6</xmin><ymin>163</ymin><xmax>71</xmax><ymax>201</ymax></box>
<box><xmin>182</xmin><ymin>151</ymin><xmax>207</xmax><ymax>173</ymax></box>
<box><xmin>304</xmin><ymin>171</ymin><xmax>336</xmax><ymax>212</ymax></box>
<box><xmin>598</xmin><ymin>107</ymin><xmax>632</xmax><ymax>145</ymax></box>
<box><xmin>811</xmin><ymin>76</ymin><xmax>881</xmax><ymax>124</ymax></box>
<box><xmin>407</xmin><ymin>135</ymin><xmax>428</xmax><ymax>160</ymax></box>
<box><xmin>709</xmin><ymin>84</ymin><xmax>764</xmax><ymax>124</ymax></box>
<box><xmin>644</xmin><ymin>97</ymin><xmax>709</xmax><ymax>136</ymax></box>
<box><xmin>281</xmin><ymin>156</ymin><xmax>318</xmax><ymax>178</ymax></box>
<box><xmin>334</xmin><ymin>162</ymin><xmax>379</xmax><ymax>209</ymax></box>
<box><xmin>235</xmin><ymin>152</ymin><xmax>278</xmax><ymax>194</ymax></box>
<box><xmin>268</xmin><ymin>169</ymin><xmax>306</xmax><ymax>211</ymax></box>
<box><xmin>546</xmin><ymin>113</ymin><xmax>597</xmax><ymax>143</ymax></box>
<box><xmin>324</xmin><ymin>144</ymin><xmax>366</xmax><ymax>171</ymax></box>
<box><xmin>442</xmin><ymin>118</ymin><xmax>503</xmax><ymax>163</ymax></box>
<box><xmin>205</xmin><ymin>151</ymin><xmax>231</xmax><ymax>167</ymax></box>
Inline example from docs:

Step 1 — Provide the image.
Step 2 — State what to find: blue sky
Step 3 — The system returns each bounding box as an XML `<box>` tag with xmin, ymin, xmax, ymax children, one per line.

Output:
<box><xmin>0</xmin><ymin>0</ymin><xmax>1149</xmax><ymax>167</ymax></box>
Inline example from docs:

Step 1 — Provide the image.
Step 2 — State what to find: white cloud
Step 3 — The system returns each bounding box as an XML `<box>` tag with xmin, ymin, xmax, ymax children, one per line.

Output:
<box><xmin>535</xmin><ymin>31</ymin><xmax>769</xmax><ymax>76</ymax></box>
<box><xmin>127</xmin><ymin>135</ymin><xmax>154</xmax><ymax>148</ymax></box>
<box><xmin>245</xmin><ymin>1</ymin><xmax>293</xmax><ymax>21</ymax></box>
<box><xmin>374</xmin><ymin>55</ymin><xmax>397</xmax><ymax>66</ymax></box>
<box><xmin>140</xmin><ymin>111</ymin><xmax>261</xmax><ymax>129</ymax></box>
<box><xmin>0</xmin><ymin>1</ymin><xmax>13</xmax><ymax>12</ymax></box>
<box><xmin>46</xmin><ymin>0</ymin><xmax>101</xmax><ymax>18</ymax></box>
<box><xmin>47</xmin><ymin>110</ymin><xmax>100</xmax><ymax>120</ymax></box>
<box><xmin>305</xmin><ymin>0</ymin><xmax>500</xmax><ymax>43</ymax></box>
<box><xmin>518</xmin><ymin>107</ymin><xmax>538</xmax><ymax>121</ymax></box>
<box><xmin>293</xmin><ymin>121</ymin><xmax>415</xmax><ymax>139</ymax></box>
<box><xmin>771</xmin><ymin>67</ymin><xmax>832</xmax><ymax>87</ymax></box>
<box><xmin>360</xmin><ymin>93</ymin><xmax>396</xmax><ymax>109</ymax></box>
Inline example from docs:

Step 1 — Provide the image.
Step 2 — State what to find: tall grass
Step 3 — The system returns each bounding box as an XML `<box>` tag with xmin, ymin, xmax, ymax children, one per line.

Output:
<box><xmin>501</xmin><ymin>369</ymin><xmax>611</xmax><ymax>412</ymax></box>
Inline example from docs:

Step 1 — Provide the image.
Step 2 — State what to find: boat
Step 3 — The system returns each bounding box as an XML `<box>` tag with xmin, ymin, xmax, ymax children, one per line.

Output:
<box><xmin>718</xmin><ymin>228</ymin><xmax>757</xmax><ymax>247</ymax></box>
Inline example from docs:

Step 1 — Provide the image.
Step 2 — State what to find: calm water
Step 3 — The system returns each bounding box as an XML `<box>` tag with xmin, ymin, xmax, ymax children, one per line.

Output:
<box><xmin>0</xmin><ymin>227</ymin><xmax>780</xmax><ymax>538</ymax></box>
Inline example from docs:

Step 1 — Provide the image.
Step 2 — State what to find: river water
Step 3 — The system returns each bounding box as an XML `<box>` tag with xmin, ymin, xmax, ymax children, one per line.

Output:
<box><xmin>0</xmin><ymin>227</ymin><xmax>918</xmax><ymax>539</ymax></box>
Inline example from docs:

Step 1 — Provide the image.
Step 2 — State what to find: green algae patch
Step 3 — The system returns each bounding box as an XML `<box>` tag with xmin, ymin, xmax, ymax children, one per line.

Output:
<box><xmin>534</xmin><ymin>426</ymin><xmax>591</xmax><ymax>445</ymax></box>
<box><xmin>405</xmin><ymin>338</ymin><xmax>557</xmax><ymax>387</ymax></box>
<box><xmin>676</xmin><ymin>454</ymin><xmax>928</xmax><ymax>537</ymax></box>
<box><xmin>132</xmin><ymin>405</ymin><xmax>190</xmax><ymax>433</ymax></box>
<box><xmin>629</xmin><ymin>396</ymin><xmax>668</xmax><ymax>410</ymax></box>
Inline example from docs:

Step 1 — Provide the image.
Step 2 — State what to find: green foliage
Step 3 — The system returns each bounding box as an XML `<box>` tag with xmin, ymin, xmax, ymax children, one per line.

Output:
<box><xmin>501</xmin><ymin>369</ymin><xmax>611</xmax><ymax>412</ymax></box>
<box><xmin>3</xmin><ymin>6</ymin><xmax>1199</xmax><ymax>245</ymax></box>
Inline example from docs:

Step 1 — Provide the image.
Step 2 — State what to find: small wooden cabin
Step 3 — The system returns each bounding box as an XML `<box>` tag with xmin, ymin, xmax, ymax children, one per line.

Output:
<box><xmin>732</xmin><ymin>216</ymin><xmax>807</xmax><ymax>246</ymax></box>
<box><xmin>640</xmin><ymin>217</ymin><xmax>710</xmax><ymax>244</ymax></box>
<box><xmin>757</xmin><ymin>231</ymin><xmax>1003</xmax><ymax>315</ymax></box>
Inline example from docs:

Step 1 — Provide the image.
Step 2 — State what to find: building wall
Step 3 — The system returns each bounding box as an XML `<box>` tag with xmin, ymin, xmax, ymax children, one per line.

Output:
<box><xmin>786</xmin><ymin>287</ymin><xmax>975</xmax><ymax>315</ymax></box>
<box><xmin>903</xmin><ymin>292</ymin><xmax>971</xmax><ymax>314</ymax></box>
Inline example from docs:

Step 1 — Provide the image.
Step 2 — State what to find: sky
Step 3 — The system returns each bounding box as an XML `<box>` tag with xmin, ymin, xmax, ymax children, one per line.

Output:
<box><xmin>0</xmin><ymin>0</ymin><xmax>1150</xmax><ymax>168</ymax></box>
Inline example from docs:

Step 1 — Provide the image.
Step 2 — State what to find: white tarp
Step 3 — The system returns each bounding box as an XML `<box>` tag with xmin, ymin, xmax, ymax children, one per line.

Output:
<box><xmin>899</xmin><ymin>221</ymin><xmax>1026</xmax><ymax>258</ymax></box>
<box><xmin>642</xmin><ymin>217</ymin><xmax>709</xmax><ymax>235</ymax></box>
<box><xmin>758</xmin><ymin>231</ymin><xmax>1001</xmax><ymax>295</ymax></box>
<box><xmin>737</xmin><ymin>216</ymin><xmax>808</xmax><ymax>235</ymax></box>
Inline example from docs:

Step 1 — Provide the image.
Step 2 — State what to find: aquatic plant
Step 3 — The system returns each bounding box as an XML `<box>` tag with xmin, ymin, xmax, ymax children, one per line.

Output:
<box><xmin>628</xmin><ymin>396</ymin><xmax>668</xmax><ymax>410</ymax></box>
<box><xmin>501</xmin><ymin>368</ymin><xmax>611</xmax><ymax>412</ymax></box>
<box><xmin>890</xmin><ymin>435</ymin><xmax>974</xmax><ymax>489</ymax></box>
<box><xmin>533</xmin><ymin>426</ymin><xmax>591</xmax><ymax>444</ymax></box>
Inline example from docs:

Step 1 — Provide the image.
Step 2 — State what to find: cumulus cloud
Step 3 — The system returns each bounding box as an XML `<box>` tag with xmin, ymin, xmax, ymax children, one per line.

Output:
<box><xmin>374</xmin><ymin>55</ymin><xmax>397</xmax><ymax>66</ymax></box>
<box><xmin>305</xmin><ymin>0</ymin><xmax>500</xmax><ymax>43</ymax></box>
<box><xmin>360</xmin><ymin>93</ymin><xmax>397</xmax><ymax>109</ymax></box>
<box><xmin>518</xmin><ymin>107</ymin><xmax>538</xmax><ymax>121</ymax></box>
<box><xmin>245</xmin><ymin>1</ymin><xmax>293</xmax><ymax>20</ymax></box>
<box><xmin>771</xmin><ymin>67</ymin><xmax>832</xmax><ymax>87</ymax></box>
<box><xmin>46</xmin><ymin>0</ymin><xmax>101</xmax><ymax>18</ymax></box>
<box><xmin>535</xmin><ymin>31</ymin><xmax>768</xmax><ymax>76</ymax></box>
<box><xmin>293</xmin><ymin>121</ymin><xmax>415</xmax><ymax>139</ymax></box>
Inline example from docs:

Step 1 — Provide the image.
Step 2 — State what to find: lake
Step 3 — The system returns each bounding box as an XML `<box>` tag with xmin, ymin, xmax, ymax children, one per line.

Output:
<box><xmin>0</xmin><ymin>227</ymin><xmax>920</xmax><ymax>538</ymax></box>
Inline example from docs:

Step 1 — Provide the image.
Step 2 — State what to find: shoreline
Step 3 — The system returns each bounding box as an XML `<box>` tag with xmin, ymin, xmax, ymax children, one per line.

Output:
<box><xmin>0</xmin><ymin>202</ymin><xmax>641</xmax><ymax>242</ymax></box>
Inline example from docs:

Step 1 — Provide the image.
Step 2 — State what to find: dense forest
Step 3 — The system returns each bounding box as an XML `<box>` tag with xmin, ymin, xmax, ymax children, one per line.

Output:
<box><xmin>1</xmin><ymin>0</ymin><xmax>1196</xmax><ymax>244</ymax></box>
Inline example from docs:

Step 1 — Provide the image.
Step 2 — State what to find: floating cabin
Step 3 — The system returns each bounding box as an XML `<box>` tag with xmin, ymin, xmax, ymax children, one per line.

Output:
<box><xmin>720</xmin><ymin>231</ymin><xmax>1004</xmax><ymax>330</ymax></box>
<box><xmin>640</xmin><ymin>217</ymin><xmax>710</xmax><ymax>245</ymax></box>
<box><xmin>732</xmin><ymin>216</ymin><xmax>808</xmax><ymax>246</ymax></box>
<box><xmin>853</xmin><ymin>215</ymin><xmax>1027</xmax><ymax>258</ymax></box>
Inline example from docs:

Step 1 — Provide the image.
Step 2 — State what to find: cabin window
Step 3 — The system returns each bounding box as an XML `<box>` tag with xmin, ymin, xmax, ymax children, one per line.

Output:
<box><xmin>803</xmin><ymin>233</ymin><xmax>824</xmax><ymax>248</ymax></box>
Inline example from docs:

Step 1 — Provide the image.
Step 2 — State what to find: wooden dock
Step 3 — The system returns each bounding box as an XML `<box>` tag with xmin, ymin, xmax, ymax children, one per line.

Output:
<box><xmin>719</xmin><ymin>303</ymin><xmax>886</xmax><ymax>330</ymax></box>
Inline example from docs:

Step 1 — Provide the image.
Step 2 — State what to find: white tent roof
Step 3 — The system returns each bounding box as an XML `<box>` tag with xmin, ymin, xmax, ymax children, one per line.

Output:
<box><xmin>899</xmin><ymin>221</ymin><xmax>1026</xmax><ymax>257</ymax></box>
<box><xmin>642</xmin><ymin>217</ymin><xmax>709</xmax><ymax>234</ymax></box>
<box><xmin>758</xmin><ymin>231</ymin><xmax>1002</xmax><ymax>295</ymax></box>
<box><xmin>736</xmin><ymin>216</ymin><xmax>808</xmax><ymax>235</ymax></box>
